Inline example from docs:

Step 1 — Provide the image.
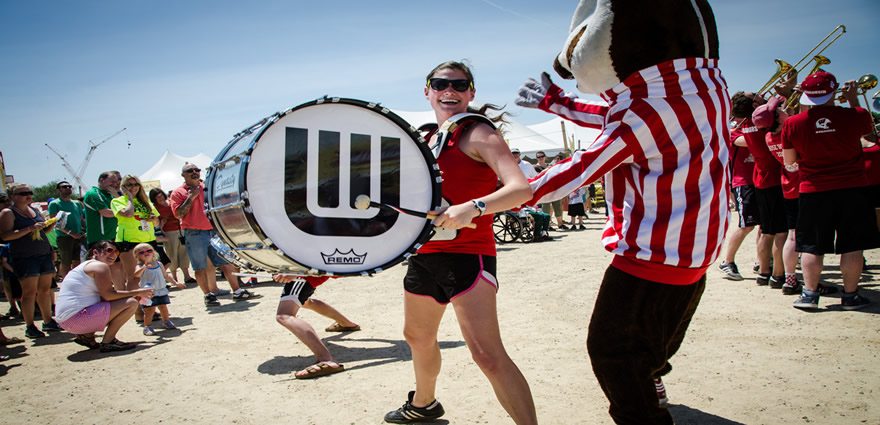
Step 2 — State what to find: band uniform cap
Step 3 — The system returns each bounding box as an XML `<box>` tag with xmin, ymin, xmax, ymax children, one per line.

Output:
<box><xmin>751</xmin><ymin>95</ymin><xmax>785</xmax><ymax>129</ymax></box>
<box><xmin>800</xmin><ymin>71</ymin><xmax>838</xmax><ymax>106</ymax></box>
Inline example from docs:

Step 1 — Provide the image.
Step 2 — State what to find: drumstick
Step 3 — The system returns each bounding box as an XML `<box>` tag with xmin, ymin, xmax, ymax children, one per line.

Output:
<box><xmin>354</xmin><ymin>195</ymin><xmax>476</xmax><ymax>229</ymax></box>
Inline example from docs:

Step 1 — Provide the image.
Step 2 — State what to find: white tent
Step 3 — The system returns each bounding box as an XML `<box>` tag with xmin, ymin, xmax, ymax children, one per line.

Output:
<box><xmin>140</xmin><ymin>151</ymin><xmax>213</xmax><ymax>192</ymax></box>
<box><xmin>392</xmin><ymin>110</ymin><xmax>562</xmax><ymax>156</ymax></box>
<box><xmin>527</xmin><ymin>117</ymin><xmax>603</xmax><ymax>153</ymax></box>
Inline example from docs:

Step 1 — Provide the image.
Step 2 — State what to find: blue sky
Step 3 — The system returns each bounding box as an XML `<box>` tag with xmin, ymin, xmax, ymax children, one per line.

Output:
<box><xmin>1</xmin><ymin>0</ymin><xmax>877</xmax><ymax>188</ymax></box>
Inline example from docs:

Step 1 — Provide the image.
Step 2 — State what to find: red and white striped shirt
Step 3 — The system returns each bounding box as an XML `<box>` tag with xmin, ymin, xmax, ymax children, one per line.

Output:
<box><xmin>529</xmin><ymin>58</ymin><xmax>731</xmax><ymax>284</ymax></box>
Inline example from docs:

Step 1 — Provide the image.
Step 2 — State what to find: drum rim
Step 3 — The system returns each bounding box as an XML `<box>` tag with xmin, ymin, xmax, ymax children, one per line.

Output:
<box><xmin>206</xmin><ymin>96</ymin><xmax>442</xmax><ymax>276</ymax></box>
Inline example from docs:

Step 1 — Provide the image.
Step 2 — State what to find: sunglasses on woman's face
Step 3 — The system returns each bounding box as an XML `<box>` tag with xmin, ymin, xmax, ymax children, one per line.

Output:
<box><xmin>14</xmin><ymin>191</ymin><xmax>34</xmax><ymax>196</ymax></box>
<box><xmin>428</xmin><ymin>78</ymin><xmax>472</xmax><ymax>92</ymax></box>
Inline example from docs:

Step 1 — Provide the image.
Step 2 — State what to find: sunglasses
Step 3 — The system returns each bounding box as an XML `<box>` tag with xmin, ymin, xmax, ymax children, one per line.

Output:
<box><xmin>14</xmin><ymin>191</ymin><xmax>34</xmax><ymax>196</ymax></box>
<box><xmin>536</xmin><ymin>155</ymin><xmax>545</xmax><ymax>158</ymax></box>
<box><xmin>136</xmin><ymin>249</ymin><xmax>154</xmax><ymax>255</ymax></box>
<box><xmin>124</xmin><ymin>182</ymin><xmax>140</xmax><ymax>187</ymax></box>
<box><xmin>427</xmin><ymin>78</ymin><xmax>472</xmax><ymax>92</ymax></box>
<box><xmin>185</xmin><ymin>168</ymin><xmax>201</xmax><ymax>174</ymax></box>
<box><xmin>59</xmin><ymin>185</ymin><xmax>73</xmax><ymax>189</ymax></box>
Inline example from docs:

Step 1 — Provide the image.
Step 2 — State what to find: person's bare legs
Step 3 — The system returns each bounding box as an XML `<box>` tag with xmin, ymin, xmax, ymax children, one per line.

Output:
<box><xmin>840</xmin><ymin>251</ymin><xmax>864</xmax><ymax>293</ymax></box>
<box><xmin>303</xmin><ymin>299</ymin><xmax>358</xmax><ymax>328</ymax></box>
<box><xmin>142</xmin><ymin>305</ymin><xmax>157</xmax><ymax>328</ymax></box>
<box><xmin>102</xmin><ymin>298</ymin><xmax>139</xmax><ymax>343</ymax></box>
<box><xmin>119</xmin><ymin>250</ymin><xmax>137</xmax><ymax>290</ymax></box>
<box><xmin>801</xmin><ymin>253</ymin><xmax>823</xmax><ymax>291</ymax></box>
<box><xmin>157</xmin><ymin>304</ymin><xmax>171</xmax><ymax>322</ymax></box>
<box><xmin>194</xmin><ymin>269</ymin><xmax>211</xmax><ymax>294</ymax></box>
<box><xmin>451</xmin><ymin>282</ymin><xmax>538</xmax><ymax>425</ymax></box>
<box><xmin>35</xmin><ymin>273</ymin><xmax>54</xmax><ymax>325</ymax></box>
<box><xmin>276</xmin><ymin>300</ymin><xmax>334</xmax><ymax>362</ymax></box>
<box><xmin>723</xmin><ymin>225</ymin><xmax>755</xmax><ymax>264</ymax></box>
<box><xmin>110</xmin><ymin>261</ymin><xmax>126</xmax><ymax>291</ymax></box>
<box><xmin>782</xmin><ymin>230</ymin><xmax>797</xmax><ymax>275</ymax></box>
<box><xmin>756</xmin><ymin>233</ymin><xmax>774</xmax><ymax>275</ymax></box>
<box><xmin>771</xmin><ymin>233</ymin><xmax>786</xmax><ymax>277</ymax></box>
<box><xmin>219</xmin><ymin>264</ymin><xmax>241</xmax><ymax>292</ymax></box>
<box><xmin>18</xmin><ymin>276</ymin><xmax>38</xmax><ymax>327</ymax></box>
<box><xmin>403</xmin><ymin>292</ymin><xmax>447</xmax><ymax>407</ymax></box>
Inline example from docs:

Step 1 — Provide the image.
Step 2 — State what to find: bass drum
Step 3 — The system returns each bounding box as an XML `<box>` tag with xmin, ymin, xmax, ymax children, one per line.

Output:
<box><xmin>205</xmin><ymin>97</ymin><xmax>441</xmax><ymax>276</ymax></box>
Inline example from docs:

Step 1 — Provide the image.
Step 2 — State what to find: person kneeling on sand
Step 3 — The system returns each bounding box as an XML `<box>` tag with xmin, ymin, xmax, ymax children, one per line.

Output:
<box><xmin>272</xmin><ymin>274</ymin><xmax>360</xmax><ymax>379</ymax></box>
<box><xmin>54</xmin><ymin>240</ymin><xmax>154</xmax><ymax>352</ymax></box>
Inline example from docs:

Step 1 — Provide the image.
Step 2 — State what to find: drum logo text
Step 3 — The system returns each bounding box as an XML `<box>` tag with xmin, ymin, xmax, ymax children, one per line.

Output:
<box><xmin>321</xmin><ymin>249</ymin><xmax>367</xmax><ymax>265</ymax></box>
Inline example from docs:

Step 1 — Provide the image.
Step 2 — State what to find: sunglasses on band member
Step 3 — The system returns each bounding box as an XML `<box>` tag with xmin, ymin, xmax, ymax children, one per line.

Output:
<box><xmin>14</xmin><ymin>191</ymin><xmax>34</xmax><ymax>196</ymax></box>
<box><xmin>427</xmin><ymin>78</ymin><xmax>472</xmax><ymax>92</ymax></box>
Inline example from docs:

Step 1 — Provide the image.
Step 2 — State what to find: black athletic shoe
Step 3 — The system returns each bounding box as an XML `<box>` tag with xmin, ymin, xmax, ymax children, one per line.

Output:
<box><xmin>384</xmin><ymin>391</ymin><xmax>445</xmax><ymax>423</ymax></box>
<box><xmin>204</xmin><ymin>293</ymin><xmax>220</xmax><ymax>307</ymax></box>
<box><xmin>756</xmin><ymin>273</ymin><xmax>771</xmax><ymax>286</ymax></box>
<box><xmin>41</xmin><ymin>320</ymin><xmax>63</xmax><ymax>332</ymax></box>
<box><xmin>769</xmin><ymin>275</ymin><xmax>785</xmax><ymax>289</ymax></box>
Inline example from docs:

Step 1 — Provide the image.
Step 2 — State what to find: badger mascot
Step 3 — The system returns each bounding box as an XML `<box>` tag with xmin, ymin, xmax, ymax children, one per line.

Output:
<box><xmin>517</xmin><ymin>1</ymin><xmax>730</xmax><ymax>424</ymax></box>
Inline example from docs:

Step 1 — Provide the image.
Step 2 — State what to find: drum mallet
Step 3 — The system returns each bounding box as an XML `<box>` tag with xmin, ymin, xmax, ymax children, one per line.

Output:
<box><xmin>354</xmin><ymin>195</ymin><xmax>476</xmax><ymax>229</ymax></box>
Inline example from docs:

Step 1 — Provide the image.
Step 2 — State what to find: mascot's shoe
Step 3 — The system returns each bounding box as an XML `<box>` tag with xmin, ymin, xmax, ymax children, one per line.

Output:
<box><xmin>654</xmin><ymin>378</ymin><xmax>669</xmax><ymax>408</ymax></box>
<box><xmin>384</xmin><ymin>391</ymin><xmax>445</xmax><ymax>423</ymax></box>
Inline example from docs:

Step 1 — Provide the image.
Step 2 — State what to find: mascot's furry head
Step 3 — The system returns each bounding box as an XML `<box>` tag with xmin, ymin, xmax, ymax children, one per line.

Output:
<box><xmin>554</xmin><ymin>0</ymin><xmax>720</xmax><ymax>94</ymax></box>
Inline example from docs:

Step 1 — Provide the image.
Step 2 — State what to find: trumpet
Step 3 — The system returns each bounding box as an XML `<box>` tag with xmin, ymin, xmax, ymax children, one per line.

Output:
<box><xmin>835</xmin><ymin>74</ymin><xmax>878</xmax><ymax>105</ymax></box>
<box><xmin>873</xmin><ymin>90</ymin><xmax>880</xmax><ymax>113</ymax></box>
<box><xmin>755</xmin><ymin>25</ymin><xmax>846</xmax><ymax>99</ymax></box>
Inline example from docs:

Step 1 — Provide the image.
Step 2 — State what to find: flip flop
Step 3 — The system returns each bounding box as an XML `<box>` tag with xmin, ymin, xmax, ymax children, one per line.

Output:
<box><xmin>325</xmin><ymin>323</ymin><xmax>361</xmax><ymax>332</ymax></box>
<box><xmin>295</xmin><ymin>361</ymin><xmax>345</xmax><ymax>379</ymax></box>
<box><xmin>0</xmin><ymin>336</ymin><xmax>24</xmax><ymax>346</ymax></box>
<box><xmin>73</xmin><ymin>335</ymin><xmax>99</xmax><ymax>349</ymax></box>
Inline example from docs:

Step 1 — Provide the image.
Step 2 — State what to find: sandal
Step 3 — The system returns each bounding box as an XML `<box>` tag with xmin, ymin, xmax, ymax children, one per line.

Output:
<box><xmin>325</xmin><ymin>322</ymin><xmax>361</xmax><ymax>333</ymax></box>
<box><xmin>99</xmin><ymin>338</ymin><xmax>136</xmax><ymax>353</ymax></box>
<box><xmin>0</xmin><ymin>336</ymin><xmax>24</xmax><ymax>346</ymax></box>
<box><xmin>73</xmin><ymin>335</ymin><xmax>99</xmax><ymax>349</ymax></box>
<box><xmin>294</xmin><ymin>361</ymin><xmax>345</xmax><ymax>379</ymax></box>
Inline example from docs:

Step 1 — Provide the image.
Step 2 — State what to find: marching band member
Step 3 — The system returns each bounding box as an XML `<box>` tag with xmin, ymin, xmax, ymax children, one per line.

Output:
<box><xmin>384</xmin><ymin>60</ymin><xmax>536</xmax><ymax>424</ymax></box>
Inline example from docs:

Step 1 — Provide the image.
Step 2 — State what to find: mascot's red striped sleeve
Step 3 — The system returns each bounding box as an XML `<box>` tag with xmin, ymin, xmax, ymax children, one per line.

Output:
<box><xmin>528</xmin><ymin>58</ymin><xmax>731</xmax><ymax>285</ymax></box>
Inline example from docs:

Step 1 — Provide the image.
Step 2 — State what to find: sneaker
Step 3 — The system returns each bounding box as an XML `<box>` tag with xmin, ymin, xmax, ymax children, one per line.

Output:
<box><xmin>793</xmin><ymin>292</ymin><xmax>820</xmax><ymax>310</ymax></box>
<box><xmin>384</xmin><ymin>391</ymin><xmax>445</xmax><ymax>423</ymax></box>
<box><xmin>164</xmin><ymin>320</ymin><xmax>177</xmax><ymax>330</ymax></box>
<box><xmin>214</xmin><ymin>289</ymin><xmax>231</xmax><ymax>296</ymax></box>
<box><xmin>578</xmin><ymin>224</ymin><xmax>586</xmax><ymax>230</ymax></box>
<box><xmin>559</xmin><ymin>224</ymin><xmax>569</xmax><ymax>230</ymax></box>
<box><xmin>654</xmin><ymin>378</ymin><xmax>669</xmax><ymax>408</ymax></box>
<box><xmin>841</xmin><ymin>293</ymin><xmax>871</xmax><ymax>311</ymax></box>
<box><xmin>818</xmin><ymin>283</ymin><xmax>839</xmax><ymax>295</ymax></box>
<box><xmin>769</xmin><ymin>275</ymin><xmax>785</xmax><ymax>289</ymax></box>
<box><xmin>143</xmin><ymin>326</ymin><xmax>156</xmax><ymax>336</ymax></box>
<box><xmin>184</xmin><ymin>277</ymin><xmax>197</xmax><ymax>284</ymax></box>
<box><xmin>25</xmin><ymin>324</ymin><xmax>46</xmax><ymax>339</ymax></box>
<box><xmin>204</xmin><ymin>293</ymin><xmax>220</xmax><ymax>306</ymax></box>
<box><xmin>41</xmin><ymin>320</ymin><xmax>63</xmax><ymax>332</ymax></box>
<box><xmin>781</xmin><ymin>282</ymin><xmax>802</xmax><ymax>295</ymax></box>
<box><xmin>718</xmin><ymin>262</ymin><xmax>743</xmax><ymax>281</ymax></box>
<box><xmin>233</xmin><ymin>289</ymin><xmax>259</xmax><ymax>301</ymax></box>
<box><xmin>756</xmin><ymin>273</ymin><xmax>771</xmax><ymax>286</ymax></box>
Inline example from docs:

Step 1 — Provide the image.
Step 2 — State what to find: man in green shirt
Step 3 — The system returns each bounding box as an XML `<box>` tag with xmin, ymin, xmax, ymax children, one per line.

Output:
<box><xmin>48</xmin><ymin>181</ymin><xmax>85</xmax><ymax>280</ymax></box>
<box><xmin>83</xmin><ymin>171</ymin><xmax>121</xmax><ymax>245</ymax></box>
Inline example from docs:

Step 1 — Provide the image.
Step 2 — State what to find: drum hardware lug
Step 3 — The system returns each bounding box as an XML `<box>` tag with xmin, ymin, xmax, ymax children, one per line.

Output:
<box><xmin>435</xmin><ymin>176</ymin><xmax>443</xmax><ymax>183</ymax></box>
<box><xmin>244</xmin><ymin>206</ymin><xmax>253</xmax><ymax>213</ymax></box>
<box><xmin>206</xmin><ymin>201</ymin><xmax>245</xmax><ymax>214</ymax></box>
<box><xmin>212</xmin><ymin>154</ymin><xmax>244</xmax><ymax>170</ymax></box>
<box><xmin>241</xmin><ymin>191</ymin><xmax>249</xmax><ymax>200</ymax></box>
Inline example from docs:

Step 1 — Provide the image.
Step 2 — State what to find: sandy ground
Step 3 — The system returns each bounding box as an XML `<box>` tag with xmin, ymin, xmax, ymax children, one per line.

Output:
<box><xmin>2</xmin><ymin>216</ymin><xmax>879</xmax><ymax>425</ymax></box>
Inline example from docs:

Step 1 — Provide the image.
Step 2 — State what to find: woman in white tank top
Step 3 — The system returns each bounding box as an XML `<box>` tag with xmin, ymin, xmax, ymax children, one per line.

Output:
<box><xmin>55</xmin><ymin>240</ymin><xmax>154</xmax><ymax>352</ymax></box>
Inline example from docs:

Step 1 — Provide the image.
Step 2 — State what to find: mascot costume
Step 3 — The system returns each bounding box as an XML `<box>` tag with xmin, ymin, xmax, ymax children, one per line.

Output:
<box><xmin>517</xmin><ymin>1</ymin><xmax>730</xmax><ymax>424</ymax></box>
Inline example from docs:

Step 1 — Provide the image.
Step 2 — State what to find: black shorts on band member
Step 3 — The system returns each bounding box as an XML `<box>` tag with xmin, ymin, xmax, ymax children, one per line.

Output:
<box><xmin>755</xmin><ymin>186</ymin><xmax>787</xmax><ymax>234</ymax></box>
<box><xmin>280</xmin><ymin>278</ymin><xmax>316</xmax><ymax>305</ymax></box>
<box><xmin>404</xmin><ymin>253</ymin><xmax>497</xmax><ymax>304</ymax></box>
<box><xmin>732</xmin><ymin>185</ymin><xmax>759</xmax><ymax>228</ymax></box>
<box><xmin>796</xmin><ymin>186</ymin><xmax>880</xmax><ymax>255</ymax></box>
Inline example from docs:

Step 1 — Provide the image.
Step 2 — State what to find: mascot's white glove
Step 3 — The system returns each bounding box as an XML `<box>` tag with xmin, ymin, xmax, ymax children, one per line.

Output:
<box><xmin>516</xmin><ymin>72</ymin><xmax>554</xmax><ymax>109</ymax></box>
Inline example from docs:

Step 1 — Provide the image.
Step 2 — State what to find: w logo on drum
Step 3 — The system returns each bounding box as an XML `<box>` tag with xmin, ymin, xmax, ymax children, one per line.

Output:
<box><xmin>284</xmin><ymin>127</ymin><xmax>401</xmax><ymax>236</ymax></box>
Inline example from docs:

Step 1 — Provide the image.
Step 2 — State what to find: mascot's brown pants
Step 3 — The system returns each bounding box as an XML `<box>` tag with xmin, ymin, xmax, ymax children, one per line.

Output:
<box><xmin>588</xmin><ymin>266</ymin><xmax>705</xmax><ymax>425</ymax></box>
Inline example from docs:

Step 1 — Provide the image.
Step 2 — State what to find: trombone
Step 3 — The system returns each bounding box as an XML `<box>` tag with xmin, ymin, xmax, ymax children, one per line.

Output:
<box><xmin>782</xmin><ymin>55</ymin><xmax>832</xmax><ymax>110</ymax></box>
<box><xmin>755</xmin><ymin>25</ymin><xmax>846</xmax><ymax>99</ymax></box>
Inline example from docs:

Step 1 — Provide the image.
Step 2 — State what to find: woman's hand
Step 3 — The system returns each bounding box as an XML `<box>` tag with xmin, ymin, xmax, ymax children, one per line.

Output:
<box><xmin>135</xmin><ymin>288</ymin><xmax>154</xmax><ymax>299</ymax></box>
<box><xmin>430</xmin><ymin>203</ymin><xmax>480</xmax><ymax>230</ymax></box>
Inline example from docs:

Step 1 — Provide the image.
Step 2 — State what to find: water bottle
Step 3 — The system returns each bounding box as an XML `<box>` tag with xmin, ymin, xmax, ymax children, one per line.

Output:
<box><xmin>140</xmin><ymin>282</ymin><xmax>153</xmax><ymax>306</ymax></box>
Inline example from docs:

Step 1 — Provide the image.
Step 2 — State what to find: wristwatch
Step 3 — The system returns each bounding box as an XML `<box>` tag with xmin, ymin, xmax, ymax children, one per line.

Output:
<box><xmin>471</xmin><ymin>199</ymin><xmax>487</xmax><ymax>216</ymax></box>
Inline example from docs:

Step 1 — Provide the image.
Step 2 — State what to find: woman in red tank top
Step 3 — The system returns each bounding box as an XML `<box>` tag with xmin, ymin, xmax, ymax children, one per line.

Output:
<box><xmin>383</xmin><ymin>61</ymin><xmax>536</xmax><ymax>424</ymax></box>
